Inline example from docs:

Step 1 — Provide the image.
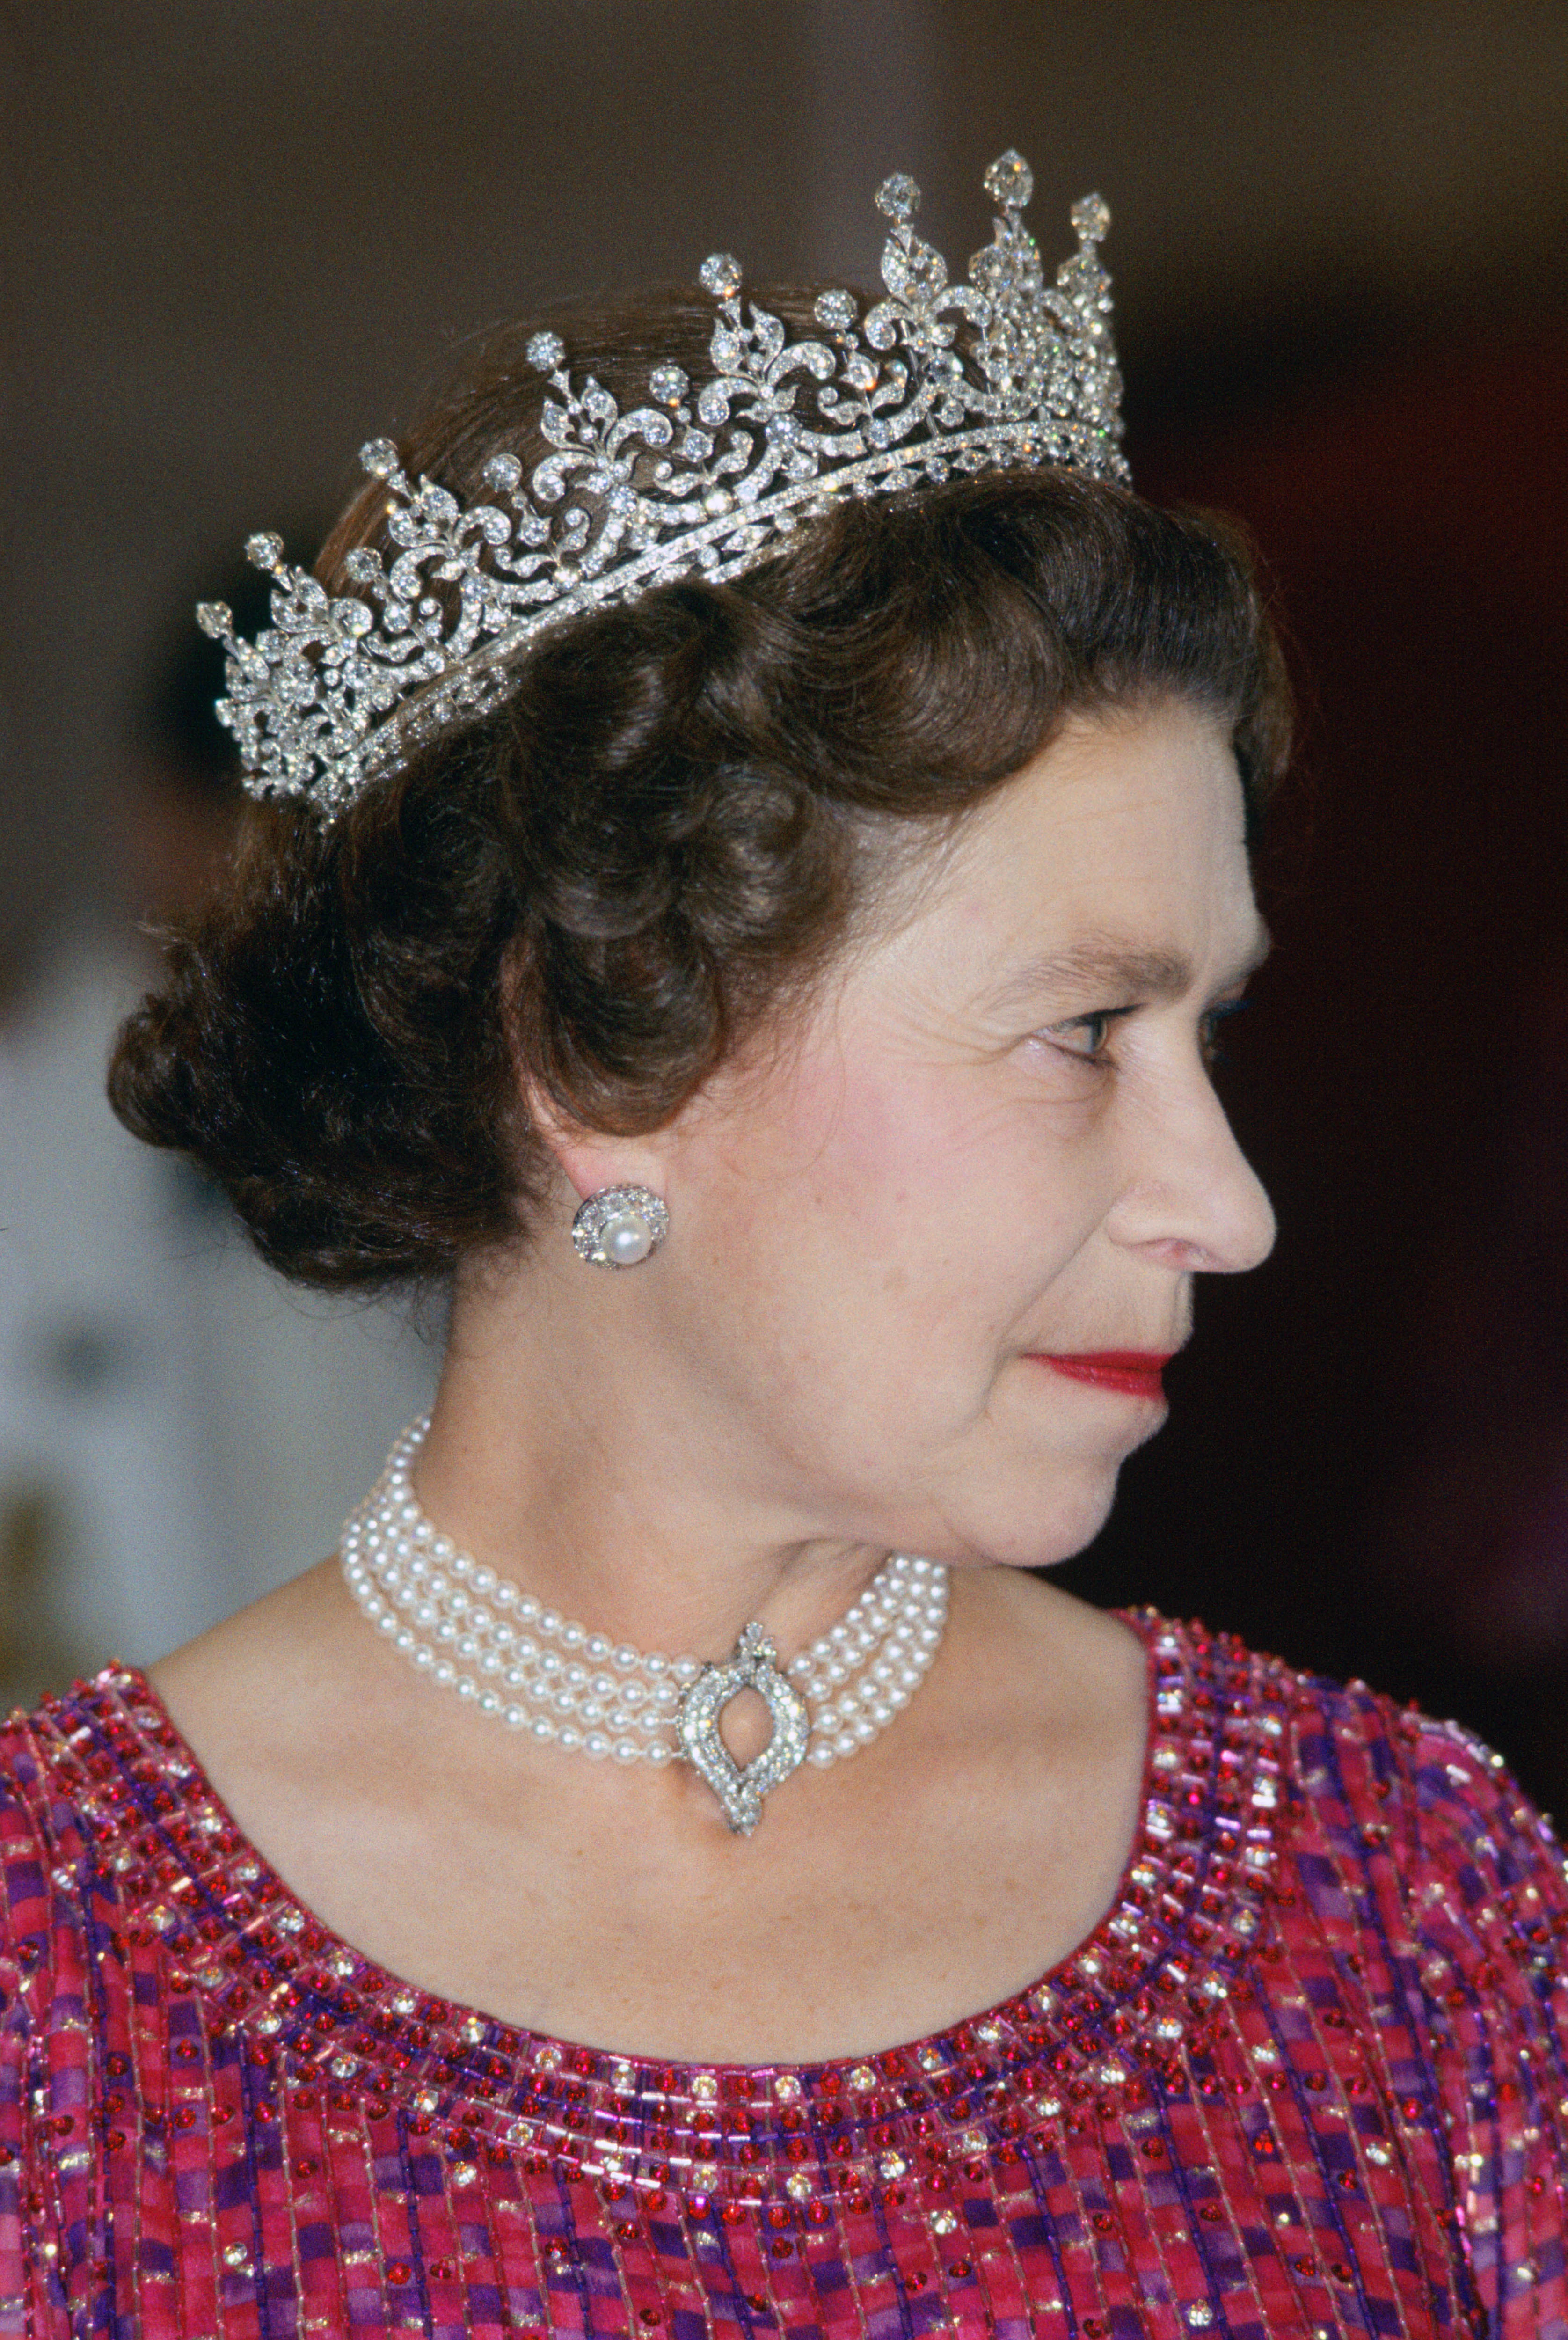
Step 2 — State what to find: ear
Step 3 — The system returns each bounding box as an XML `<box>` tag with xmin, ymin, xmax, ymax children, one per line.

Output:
<box><xmin>519</xmin><ymin>1079</ymin><xmax>676</xmax><ymax>1214</ymax></box>
<box><xmin>500</xmin><ymin>945</ymin><xmax>676</xmax><ymax>1212</ymax></box>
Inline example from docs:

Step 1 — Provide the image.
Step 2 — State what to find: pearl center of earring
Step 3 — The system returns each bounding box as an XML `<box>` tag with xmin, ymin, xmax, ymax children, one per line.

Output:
<box><xmin>569</xmin><ymin>1184</ymin><xmax>669</xmax><ymax>1268</ymax></box>
<box><xmin>605</xmin><ymin>1211</ymin><xmax>653</xmax><ymax>1264</ymax></box>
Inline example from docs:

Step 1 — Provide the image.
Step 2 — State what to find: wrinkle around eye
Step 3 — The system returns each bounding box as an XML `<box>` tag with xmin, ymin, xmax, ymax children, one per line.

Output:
<box><xmin>1018</xmin><ymin>1031</ymin><xmax>1120</xmax><ymax>1097</ymax></box>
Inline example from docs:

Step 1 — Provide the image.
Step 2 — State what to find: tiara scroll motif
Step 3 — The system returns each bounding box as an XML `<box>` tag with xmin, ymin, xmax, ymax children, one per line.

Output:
<box><xmin>198</xmin><ymin>154</ymin><xmax>1126</xmax><ymax>818</ymax></box>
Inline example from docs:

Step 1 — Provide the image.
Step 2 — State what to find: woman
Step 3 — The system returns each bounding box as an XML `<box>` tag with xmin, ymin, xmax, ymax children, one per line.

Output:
<box><xmin>4</xmin><ymin>155</ymin><xmax>1565</xmax><ymax>2336</ymax></box>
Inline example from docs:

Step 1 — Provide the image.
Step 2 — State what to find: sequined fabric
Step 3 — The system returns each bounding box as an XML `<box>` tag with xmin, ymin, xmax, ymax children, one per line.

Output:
<box><xmin>4</xmin><ymin>1613</ymin><xmax>1566</xmax><ymax>2336</ymax></box>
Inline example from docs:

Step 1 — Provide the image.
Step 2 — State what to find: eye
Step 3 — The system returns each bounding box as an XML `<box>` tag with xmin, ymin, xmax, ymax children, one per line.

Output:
<box><xmin>1201</xmin><ymin>997</ymin><xmax>1250</xmax><ymax>1067</ymax></box>
<box><xmin>1047</xmin><ymin>1009</ymin><xmax>1123</xmax><ymax>1062</ymax></box>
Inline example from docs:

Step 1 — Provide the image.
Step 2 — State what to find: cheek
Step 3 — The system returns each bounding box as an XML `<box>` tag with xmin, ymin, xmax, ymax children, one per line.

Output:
<box><xmin>762</xmin><ymin>1055</ymin><xmax>1096</xmax><ymax>1327</ymax></box>
<box><xmin>805</xmin><ymin>1068</ymin><xmax>954</xmax><ymax>1243</ymax></box>
<box><xmin>789</xmin><ymin>1057</ymin><xmax>985</xmax><ymax>1249</ymax></box>
<box><xmin>681</xmin><ymin>1060</ymin><xmax>962</xmax><ymax>1356</ymax></box>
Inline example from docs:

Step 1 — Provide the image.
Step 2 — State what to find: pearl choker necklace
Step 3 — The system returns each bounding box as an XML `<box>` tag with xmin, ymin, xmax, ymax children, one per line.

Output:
<box><xmin>339</xmin><ymin>1417</ymin><xmax>950</xmax><ymax>1833</ymax></box>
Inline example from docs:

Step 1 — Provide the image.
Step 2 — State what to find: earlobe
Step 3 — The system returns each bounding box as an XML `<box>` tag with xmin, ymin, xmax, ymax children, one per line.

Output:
<box><xmin>512</xmin><ymin>1051</ymin><xmax>671</xmax><ymax>1230</ymax></box>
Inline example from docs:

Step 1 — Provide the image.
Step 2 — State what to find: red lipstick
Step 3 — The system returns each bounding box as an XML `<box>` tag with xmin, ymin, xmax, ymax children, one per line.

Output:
<box><xmin>1034</xmin><ymin>1351</ymin><xmax>1175</xmax><ymax>1400</ymax></box>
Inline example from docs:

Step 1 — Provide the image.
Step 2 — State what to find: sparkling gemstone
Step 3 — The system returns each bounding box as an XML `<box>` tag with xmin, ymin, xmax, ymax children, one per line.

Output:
<box><xmin>526</xmin><ymin>331</ymin><xmax>566</xmax><ymax>372</ymax></box>
<box><xmin>984</xmin><ymin>151</ymin><xmax>1034</xmax><ymax>211</ymax></box>
<box><xmin>649</xmin><ymin>364</ymin><xmax>688</xmax><ymax>407</ymax></box>
<box><xmin>358</xmin><ymin>439</ymin><xmax>400</xmax><ymax>478</ymax></box>
<box><xmin>1070</xmin><ymin>192</ymin><xmax>1111</xmax><ymax>241</ymax></box>
<box><xmin>699</xmin><ymin>252</ymin><xmax>742</xmax><ymax>300</ymax></box>
<box><xmin>194</xmin><ymin>601</ymin><xmax>232</xmax><ymax>640</ymax></box>
<box><xmin>245</xmin><ymin>531</ymin><xmax>285</xmax><ymax>571</ymax></box>
<box><xmin>814</xmin><ymin>289</ymin><xmax>857</xmax><ymax>332</ymax></box>
<box><xmin>875</xmin><ymin>172</ymin><xmax>920</xmax><ymax>223</ymax></box>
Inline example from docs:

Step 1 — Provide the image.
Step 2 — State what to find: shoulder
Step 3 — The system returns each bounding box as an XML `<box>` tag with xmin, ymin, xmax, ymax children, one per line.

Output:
<box><xmin>1134</xmin><ymin>1608</ymin><xmax>1568</xmax><ymax>1975</ymax></box>
<box><xmin>1</xmin><ymin>1671</ymin><xmax>157</xmax><ymax>2022</ymax></box>
<box><xmin>1</xmin><ymin>1698</ymin><xmax>70</xmax><ymax>2022</ymax></box>
<box><xmin>1267</xmin><ymin>1626</ymin><xmax>1563</xmax><ymax>1926</ymax></box>
<box><xmin>1138</xmin><ymin>1606</ymin><xmax>1554</xmax><ymax>1830</ymax></box>
<box><xmin>1142</xmin><ymin>1618</ymin><xmax>1568</xmax><ymax>2310</ymax></box>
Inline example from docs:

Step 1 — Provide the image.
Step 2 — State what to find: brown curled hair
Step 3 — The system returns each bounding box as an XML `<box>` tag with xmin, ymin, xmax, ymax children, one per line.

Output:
<box><xmin>109</xmin><ymin>289</ymin><xmax>1292</xmax><ymax>1292</ymax></box>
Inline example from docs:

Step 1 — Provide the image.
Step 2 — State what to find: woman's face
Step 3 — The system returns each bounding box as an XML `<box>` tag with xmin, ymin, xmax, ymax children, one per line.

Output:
<box><xmin>624</xmin><ymin>696</ymin><xmax>1276</xmax><ymax>1571</ymax></box>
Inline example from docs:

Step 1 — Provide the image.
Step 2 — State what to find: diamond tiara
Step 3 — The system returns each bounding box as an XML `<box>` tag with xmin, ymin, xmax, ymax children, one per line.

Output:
<box><xmin>198</xmin><ymin>153</ymin><xmax>1126</xmax><ymax>819</ymax></box>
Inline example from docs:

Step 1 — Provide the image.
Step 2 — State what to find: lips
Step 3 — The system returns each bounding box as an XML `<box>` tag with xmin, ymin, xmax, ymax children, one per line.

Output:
<box><xmin>1034</xmin><ymin>1351</ymin><xmax>1175</xmax><ymax>1400</ymax></box>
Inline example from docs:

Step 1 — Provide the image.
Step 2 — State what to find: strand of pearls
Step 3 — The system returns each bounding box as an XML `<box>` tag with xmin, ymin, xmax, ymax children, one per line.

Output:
<box><xmin>340</xmin><ymin>1418</ymin><xmax>949</xmax><ymax>1771</ymax></box>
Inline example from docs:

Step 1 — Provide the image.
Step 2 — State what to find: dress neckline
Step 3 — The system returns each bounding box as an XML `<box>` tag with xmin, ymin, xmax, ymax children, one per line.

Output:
<box><xmin>26</xmin><ymin>1609</ymin><xmax>1290</xmax><ymax>2207</ymax></box>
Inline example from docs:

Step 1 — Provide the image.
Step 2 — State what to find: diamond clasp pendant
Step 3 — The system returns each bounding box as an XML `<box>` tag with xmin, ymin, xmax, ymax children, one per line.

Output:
<box><xmin>676</xmin><ymin>1623</ymin><xmax>810</xmax><ymax>1835</ymax></box>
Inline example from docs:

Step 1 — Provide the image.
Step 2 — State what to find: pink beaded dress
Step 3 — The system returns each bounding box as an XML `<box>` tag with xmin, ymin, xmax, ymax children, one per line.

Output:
<box><xmin>4</xmin><ymin>1610</ymin><xmax>1567</xmax><ymax>2338</ymax></box>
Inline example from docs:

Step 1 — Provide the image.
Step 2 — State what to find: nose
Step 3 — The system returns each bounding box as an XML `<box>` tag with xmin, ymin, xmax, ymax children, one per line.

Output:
<box><xmin>1104</xmin><ymin>1064</ymin><xmax>1277</xmax><ymax>1275</ymax></box>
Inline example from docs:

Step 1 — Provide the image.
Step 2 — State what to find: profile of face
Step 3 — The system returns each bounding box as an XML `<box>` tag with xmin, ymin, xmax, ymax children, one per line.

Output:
<box><xmin>556</xmin><ymin>696</ymin><xmax>1276</xmax><ymax>1575</ymax></box>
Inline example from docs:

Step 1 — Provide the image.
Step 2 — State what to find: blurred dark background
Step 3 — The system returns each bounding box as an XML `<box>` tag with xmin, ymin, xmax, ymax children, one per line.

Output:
<box><xmin>3</xmin><ymin>4</ymin><xmax>1565</xmax><ymax>1799</ymax></box>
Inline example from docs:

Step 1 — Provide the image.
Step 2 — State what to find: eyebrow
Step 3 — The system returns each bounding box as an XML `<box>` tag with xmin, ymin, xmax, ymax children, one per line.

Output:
<box><xmin>985</xmin><ymin>926</ymin><xmax>1273</xmax><ymax>1015</ymax></box>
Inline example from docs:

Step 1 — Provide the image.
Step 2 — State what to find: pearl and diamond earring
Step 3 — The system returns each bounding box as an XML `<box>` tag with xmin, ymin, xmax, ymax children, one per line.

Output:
<box><xmin>570</xmin><ymin>1184</ymin><xmax>669</xmax><ymax>1268</ymax></box>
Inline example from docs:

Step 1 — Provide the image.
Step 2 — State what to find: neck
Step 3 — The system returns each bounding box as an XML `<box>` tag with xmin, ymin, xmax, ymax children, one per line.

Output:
<box><xmin>409</xmin><ymin>1248</ymin><xmax>896</xmax><ymax>1669</ymax></box>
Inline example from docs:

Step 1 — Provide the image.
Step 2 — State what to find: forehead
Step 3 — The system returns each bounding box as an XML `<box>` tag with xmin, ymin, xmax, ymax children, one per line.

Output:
<box><xmin>869</xmin><ymin>700</ymin><xmax>1263</xmax><ymax>999</ymax></box>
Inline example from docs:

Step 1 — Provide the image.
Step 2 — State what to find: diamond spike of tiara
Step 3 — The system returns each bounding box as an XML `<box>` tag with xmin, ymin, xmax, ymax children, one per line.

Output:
<box><xmin>197</xmin><ymin>156</ymin><xmax>1126</xmax><ymax>819</ymax></box>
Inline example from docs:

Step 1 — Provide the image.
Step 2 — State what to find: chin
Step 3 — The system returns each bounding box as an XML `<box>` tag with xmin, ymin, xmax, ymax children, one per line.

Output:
<box><xmin>942</xmin><ymin>1454</ymin><xmax>1126</xmax><ymax>1572</ymax></box>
